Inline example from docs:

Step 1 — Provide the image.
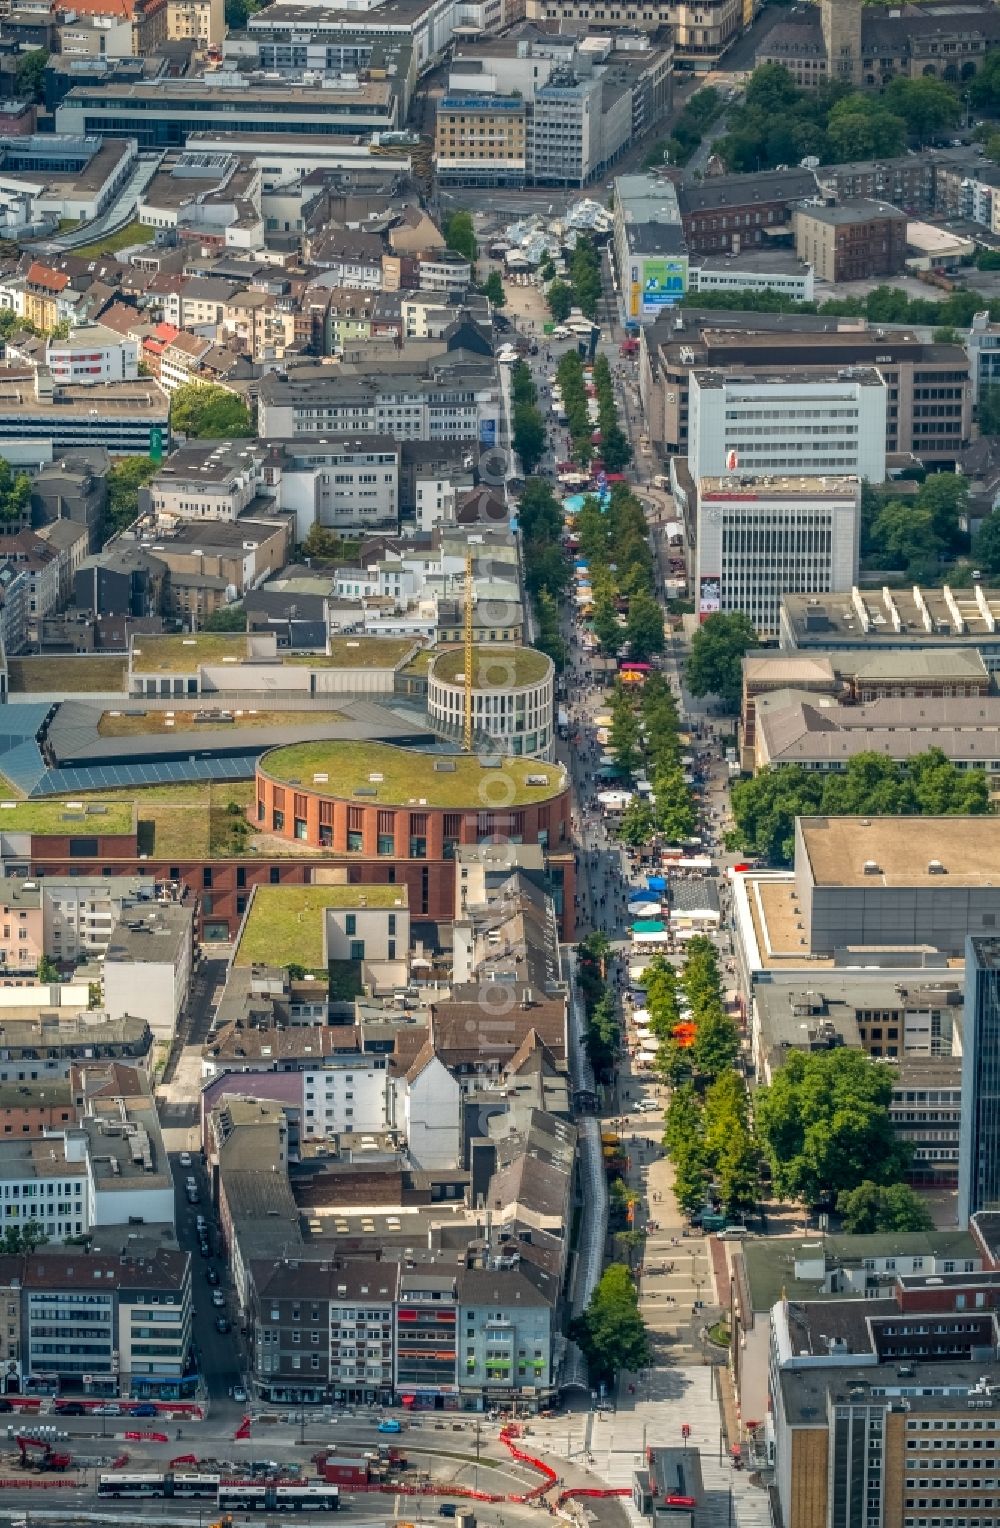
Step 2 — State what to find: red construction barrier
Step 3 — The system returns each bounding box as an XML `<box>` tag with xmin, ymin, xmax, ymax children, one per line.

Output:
<box><xmin>499</xmin><ymin>1426</ymin><xmax>559</xmax><ymax>1502</ymax></box>
<box><xmin>123</xmin><ymin>1431</ymin><xmax>168</xmax><ymax>1443</ymax></box>
<box><xmin>234</xmin><ymin>1415</ymin><xmax>252</xmax><ymax>1441</ymax></box>
<box><xmin>0</xmin><ymin>1479</ymin><xmax>86</xmax><ymax>1490</ymax></box>
<box><xmin>170</xmin><ymin>1455</ymin><xmax>199</xmax><ymax>1467</ymax></box>
<box><xmin>111</xmin><ymin>1455</ymin><xmax>130</xmax><ymax>1469</ymax></box>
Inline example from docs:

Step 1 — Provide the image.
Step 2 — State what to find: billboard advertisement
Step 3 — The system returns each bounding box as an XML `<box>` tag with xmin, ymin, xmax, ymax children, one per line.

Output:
<box><xmin>480</xmin><ymin>418</ymin><xmax>497</xmax><ymax>448</ymax></box>
<box><xmin>699</xmin><ymin>574</ymin><xmax>721</xmax><ymax>622</ymax></box>
<box><xmin>640</xmin><ymin>256</ymin><xmax>688</xmax><ymax>314</ymax></box>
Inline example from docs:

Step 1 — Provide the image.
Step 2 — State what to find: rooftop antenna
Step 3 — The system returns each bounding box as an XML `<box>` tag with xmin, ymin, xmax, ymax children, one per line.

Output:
<box><xmin>463</xmin><ymin>546</ymin><xmax>474</xmax><ymax>753</ymax></box>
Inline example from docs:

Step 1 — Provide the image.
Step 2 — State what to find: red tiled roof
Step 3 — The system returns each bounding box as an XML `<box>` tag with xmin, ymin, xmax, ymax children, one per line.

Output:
<box><xmin>26</xmin><ymin>262</ymin><xmax>70</xmax><ymax>293</ymax></box>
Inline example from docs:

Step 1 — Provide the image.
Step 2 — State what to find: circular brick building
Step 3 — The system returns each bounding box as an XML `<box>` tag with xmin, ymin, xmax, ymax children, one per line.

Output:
<box><xmin>254</xmin><ymin>739</ymin><xmax>571</xmax><ymax>858</ymax></box>
<box><xmin>428</xmin><ymin>645</ymin><xmax>555</xmax><ymax>760</ymax></box>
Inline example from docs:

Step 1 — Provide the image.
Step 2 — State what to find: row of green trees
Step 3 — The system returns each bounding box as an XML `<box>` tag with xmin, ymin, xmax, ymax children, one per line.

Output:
<box><xmin>683</xmin><ymin>279</ymin><xmax>1000</xmax><ymax>330</ymax></box>
<box><xmin>592</xmin><ymin>353</ymin><xmax>631</xmax><ymax>473</ymax></box>
<box><xmin>729</xmin><ymin>748</ymin><xmax>989</xmax><ymax>865</ymax></box>
<box><xmin>518</xmin><ymin>478</ymin><xmax>568</xmax><ymax>672</ymax></box>
<box><xmin>653</xmin><ymin>940</ymin><xmax>753</xmax><ymax>1219</ymax></box>
<box><xmin>547</xmin><ymin>234</ymin><xmax>603</xmax><ymax>323</ymax></box>
<box><xmin>614</xmin><ymin>674</ymin><xmax>697</xmax><ymax>846</ymax></box>
<box><xmin>644</xmin><ymin>87</ymin><xmax>724</xmax><ymax>170</ymax></box>
<box><xmin>651</xmin><ymin>938</ymin><xmax>741</xmax><ymax>1090</ymax></box>
<box><xmin>715</xmin><ymin>64</ymin><xmax>960</xmax><ymax>174</ymax></box>
<box><xmin>557</xmin><ymin>350</ymin><xmax>596</xmax><ymax>467</ymax></box>
<box><xmin>574</xmin><ymin>486</ymin><xmax>664</xmax><ymax>662</ymax></box>
<box><xmin>860</xmin><ymin>475</ymin><xmax>969</xmax><ymax>582</ymax></box>
<box><xmin>577</xmin><ymin>931</ymin><xmax>619</xmax><ymax>1082</ymax></box>
<box><xmin>510</xmin><ymin>358</ymin><xmax>547</xmax><ymax>475</ymax></box>
<box><xmin>663</xmin><ymin>1002</ymin><xmax>933</xmax><ymax>1229</ymax></box>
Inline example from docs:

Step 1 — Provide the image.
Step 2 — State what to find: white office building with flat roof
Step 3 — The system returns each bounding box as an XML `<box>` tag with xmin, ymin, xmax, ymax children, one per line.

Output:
<box><xmin>695</xmin><ymin>474</ymin><xmax>860</xmax><ymax>637</ymax></box>
<box><xmin>688</xmin><ymin>367</ymin><xmax>887</xmax><ymax>484</ymax></box>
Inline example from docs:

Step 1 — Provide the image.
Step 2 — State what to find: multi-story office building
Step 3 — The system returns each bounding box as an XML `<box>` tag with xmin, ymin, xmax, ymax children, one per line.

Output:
<box><xmin>959</xmin><ymin>936</ymin><xmax>1000</xmax><ymax>1227</ymax></box>
<box><xmin>967</xmin><ymin>311</ymin><xmax>1000</xmax><ymax>408</ymax></box>
<box><xmin>257</xmin><ymin>363</ymin><xmax>501</xmax><ymax>447</ymax></box>
<box><xmin>524</xmin><ymin>0</ymin><xmax>753</xmax><ymax>68</ymax></box>
<box><xmin>20</xmin><ymin>1241</ymin><xmax>191</xmax><ymax>1398</ymax></box>
<box><xmin>774</xmin><ymin>1363</ymin><xmax>1000</xmax><ymax>1528</ymax></box>
<box><xmin>394</xmin><ymin>1266</ymin><xmax>458</xmax><ymax>1407</ymax></box>
<box><xmin>694</xmin><ymin>474</ymin><xmax>860</xmax><ymax>635</ymax></box>
<box><xmin>688</xmin><ymin>368</ymin><xmax>887</xmax><ymax>483</ymax></box>
<box><xmin>641</xmin><ymin>317</ymin><xmax>972</xmax><ymax>465</ymax></box>
<box><xmin>434</xmin><ymin>94</ymin><xmax>528</xmax><ymax>187</ymax></box>
<box><xmin>54</xmin><ymin>75</ymin><xmax>401</xmax><ymax>148</ymax></box>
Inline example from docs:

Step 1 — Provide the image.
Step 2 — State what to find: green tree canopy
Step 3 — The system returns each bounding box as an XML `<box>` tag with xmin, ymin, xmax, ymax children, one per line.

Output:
<box><xmin>0</xmin><ymin>1220</ymin><xmax>48</xmax><ymax>1255</ymax></box>
<box><xmin>105</xmin><ymin>454</ymin><xmax>160</xmax><ymax>539</ymax></box>
<box><xmin>0</xmin><ymin>458</ymin><xmax>32</xmax><ymax>526</ymax></box>
<box><xmin>625</xmin><ymin>590</ymin><xmax>665</xmax><ymax>662</ymax></box>
<box><xmin>685</xmin><ymin>611</ymin><xmax>758</xmax><ymax>710</ymax></box>
<box><xmin>572</xmin><ymin>1263</ymin><xmax>651</xmax><ymax>1380</ymax></box>
<box><xmin>729</xmin><ymin>748</ymin><xmax>988</xmax><ymax>865</ymax></box>
<box><xmin>15</xmin><ymin>48</ymin><xmax>49</xmax><ymax>103</ymax></box>
<box><xmin>547</xmin><ymin>280</ymin><xmax>573</xmax><ymax>322</ymax></box>
<box><xmin>443</xmin><ymin>210</ymin><xmax>478</xmax><ymax>265</ymax></box>
<box><xmin>755</xmin><ymin>1049</ymin><xmax>911</xmax><ymax>1206</ymax></box>
<box><xmin>617</xmin><ymin>797</ymin><xmax>656</xmax><ymax>847</ymax></box>
<box><xmin>482</xmin><ymin>270</ymin><xmax>505</xmax><ymax>309</ymax></box>
<box><xmin>202</xmin><ymin>602</ymin><xmax>247</xmax><ymax>631</ymax></box>
<box><xmin>302</xmin><ymin>523</ymin><xmax>354</xmax><ymax>563</ymax></box>
<box><xmin>170</xmin><ymin>384</ymin><xmax>253</xmax><ymax>440</ymax></box>
<box><xmin>884</xmin><ymin>75</ymin><xmax>959</xmax><ymax>142</ymax></box>
<box><xmin>837</xmin><ymin>1180</ymin><xmax>934</xmax><ymax>1234</ymax></box>
<box><xmin>512</xmin><ymin>401</ymin><xmax>546</xmax><ymax>473</ymax></box>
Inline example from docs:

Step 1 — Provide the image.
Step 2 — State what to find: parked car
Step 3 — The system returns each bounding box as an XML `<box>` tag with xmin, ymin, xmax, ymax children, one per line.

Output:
<box><xmin>195</xmin><ymin>1216</ymin><xmax>207</xmax><ymax>1232</ymax></box>
<box><xmin>179</xmin><ymin>1152</ymin><xmax>192</xmax><ymax>1168</ymax></box>
<box><xmin>130</xmin><ymin>1403</ymin><xmax>158</xmax><ymax>1417</ymax></box>
<box><xmin>212</xmin><ymin>1290</ymin><xmax>225</xmax><ymax>1307</ymax></box>
<box><xmin>215</xmin><ymin>1316</ymin><xmax>230</xmax><ymax>1334</ymax></box>
<box><xmin>199</xmin><ymin>1241</ymin><xmax>210</xmax><ymax>1257</ymax></box>
<box><xmin>185</xmin><ymin>1176</ymin><xmax>197</xmax><ymax>1190</ymax></box>
<box><xmin>438</xmin><ymin>1506</ymin><xmax>457</xmax><ymax>1518</ymax></box>
<box><xmin>0</xmin><ymin>1399</ymin><xmax>12</xmax><ymax>1412</ymax></box>
<box><xmin>231</xmin><ymin>1385</ymin><xmax>247</xmax><ymax>1403</ymax></box>
<box><xmin>206</xmin><ymin>1268</ymin><xmax>220</xmax><ymax>1285</ymax></box>
<box><xmin>93</xmin><ymin>1404</ymin><xmax>121</xmax><ymax>1416</ymax></box>
<box><xmin>378</xmin><ymin>1419</ymin><xmax>403</xmax><ymax>1433</ymax></box>
<box><xmin>55</xmin><ymin>1403</ymin><xmax>85</xmax><ymax>1416</ymax></box>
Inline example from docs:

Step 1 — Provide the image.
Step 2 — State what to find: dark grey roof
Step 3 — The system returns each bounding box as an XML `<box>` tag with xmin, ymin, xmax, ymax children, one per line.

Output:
<box><xmin>45</xmin><ymin>697</ymin><xmax>438</xmax><ymax>768</ymax></box>
<box><xmin>677</xmin><ymin>168</ymin><xmax>817</xmax><ymax>215</ymax></box>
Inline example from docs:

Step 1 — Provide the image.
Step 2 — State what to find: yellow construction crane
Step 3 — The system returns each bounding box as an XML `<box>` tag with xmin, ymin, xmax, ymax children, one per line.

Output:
<box><xmin>463</xmin><ymin>546</ymin><xmax>474</xmax><ymax>753</ymax></box>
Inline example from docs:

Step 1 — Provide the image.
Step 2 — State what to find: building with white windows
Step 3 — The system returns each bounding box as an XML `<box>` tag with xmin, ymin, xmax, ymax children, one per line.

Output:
<box><xmin>695</xmin><ymin>473</ymin><xmax>861</xmax><ymax>636</ymax></box>
<box><xmin>688</xmin><ymin>367</ymin><xmax>887</xmax><ymax>484</ymax></box>
<box><xmin>428</xmin><ymin>645</ymin><xmax>555</xmax><ymax>758</ymax></box>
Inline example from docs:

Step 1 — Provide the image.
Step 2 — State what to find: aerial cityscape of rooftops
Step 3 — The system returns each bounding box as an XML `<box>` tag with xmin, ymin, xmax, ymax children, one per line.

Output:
<box><xmin>2</xmin><ymin>0</ymin><xmax>1000</xmax><ymax>1524</ymax></box>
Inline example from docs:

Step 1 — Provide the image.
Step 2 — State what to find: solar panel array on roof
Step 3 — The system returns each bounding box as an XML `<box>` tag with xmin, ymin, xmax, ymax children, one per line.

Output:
<box><xmin>27</xmin><ymin>753</ymin><xmax>259</xmax><ymax>797</ymax></box>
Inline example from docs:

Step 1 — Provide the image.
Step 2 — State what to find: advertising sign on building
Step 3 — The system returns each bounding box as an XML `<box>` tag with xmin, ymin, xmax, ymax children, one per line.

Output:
<box><xmin>699</xmin><ymin>574</ymin><xmax>721</xmax><ymax>622</ymax></box>
<box><xmin>640</xmin><ymin>257</ymin><xmax>688</xmax><ymax>315</ymax></box>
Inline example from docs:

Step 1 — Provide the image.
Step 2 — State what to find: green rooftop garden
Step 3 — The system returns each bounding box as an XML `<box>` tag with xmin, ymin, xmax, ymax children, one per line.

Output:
<box><xmin>236</xmin><ymin>883</ymin><xmax>408</xmax><ymax>968</ymax></box>
<box><xmin>259</xmin><ymin>740</ymin><xmax>567</xmax><ymax>808</ymax></box>
<box><xmin>8</xmin><ymin>657</ymin><xmax>127</xmax><ymax>694</ymax></box>
<box><xmin>283</xmin><ymin>637</ymin><xmax>418</xmax><ymax>670</ymax></box>
<box><xmin>0</xmin><ymin>799</ymin><xmax>135</xmax><ymax>836</ymax></box>
<box><xmin>130</xmin><ymin>634</ymin><xmax>249</xmax><ymax>673</ymax></box>
<box><xmin>431</xmin><ymin>645</ymin><xmax>551</xmax><ymax>689</ymax></box>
